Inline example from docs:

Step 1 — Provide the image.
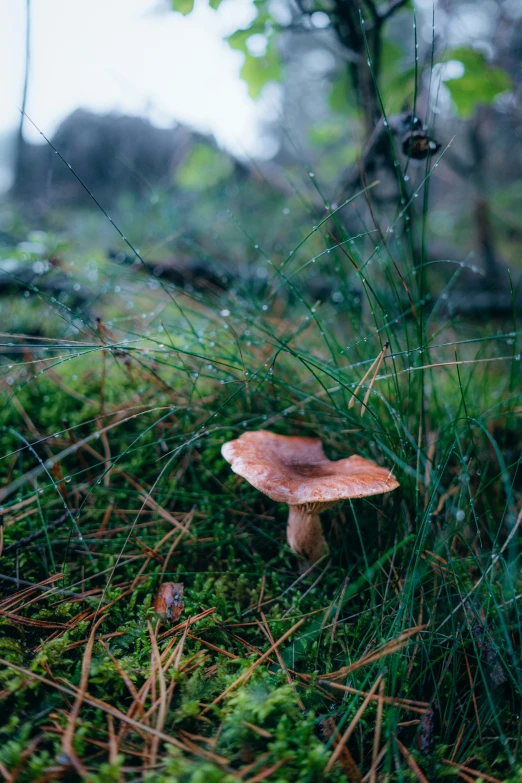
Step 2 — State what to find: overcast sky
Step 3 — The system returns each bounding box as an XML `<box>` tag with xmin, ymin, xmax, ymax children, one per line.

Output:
<box><xmin>1</xmin><ymin>0</ymin><xmax>280</xmax><ymax>188</ymax></box>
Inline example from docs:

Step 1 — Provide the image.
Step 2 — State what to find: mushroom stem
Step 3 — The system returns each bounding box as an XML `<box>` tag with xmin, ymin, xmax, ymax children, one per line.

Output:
<box><xmin>287</xmin><ymin>502</ymin><xmax>330</xmax><ymax>563</ymax></box>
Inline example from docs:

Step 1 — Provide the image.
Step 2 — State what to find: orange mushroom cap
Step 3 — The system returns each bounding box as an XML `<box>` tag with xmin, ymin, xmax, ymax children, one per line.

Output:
<box><xmin>221</xmin><ymin>431</ymin><xmax>399</xmax><ymax>505</ymax></box>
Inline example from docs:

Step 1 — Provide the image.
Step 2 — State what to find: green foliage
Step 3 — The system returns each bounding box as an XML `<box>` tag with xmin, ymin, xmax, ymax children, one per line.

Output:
<box><xmin>171</xmin><ymin>0</ymin><xmax>281</xmax><ymax>99</ymax></box>
<box><xmin>176</xmin><ymin>144</ymin><xmax>234</xmax><ymax>190</ymax></box>
<box><xmin>442</xmin><ymin>47</ymin><xmax>512</xmax><ymax>118</ymax></box>
<box><xmin>172</xmin><ymin>0</ymin><xmax>194</xmax><ymax>15</ymax></box>
<box><xmin>226</xmin><ymin>6</ymin><xmax>281</xmax><ymax>99</ymax></box>
<box><xmin>328</xmin><ymin>70</ymin><xmax>354</xmax><ymax>115</ymax></box>
<box><xmin>379</xmin><ymin>40</ymin><xmax>416</xmax><ymax>114</ymax></box>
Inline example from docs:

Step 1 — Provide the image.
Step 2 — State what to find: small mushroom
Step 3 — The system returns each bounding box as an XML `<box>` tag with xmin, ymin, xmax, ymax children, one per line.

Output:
<box><xmin>222</xmin><ymin>431</ymin><xmax>399</xmax><ymax>563</ymax></box>
<box><xmin>153</xmin><ymin>582</ymin><xmax>184</xmax><ymax>623</ymax></box>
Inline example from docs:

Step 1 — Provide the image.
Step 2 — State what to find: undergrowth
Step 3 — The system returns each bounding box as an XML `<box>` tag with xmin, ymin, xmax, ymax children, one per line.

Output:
<box><xmin>0</xmin><ymin>50</ymin><xmax>522</xmax><ymax>783</ymax></box>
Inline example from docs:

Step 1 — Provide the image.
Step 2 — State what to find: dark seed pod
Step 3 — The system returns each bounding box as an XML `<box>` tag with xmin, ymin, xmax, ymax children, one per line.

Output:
<box><xmin>401</xmin><ymin>129</ymin><xmax>441</xmax><ymax>160</ymax></box>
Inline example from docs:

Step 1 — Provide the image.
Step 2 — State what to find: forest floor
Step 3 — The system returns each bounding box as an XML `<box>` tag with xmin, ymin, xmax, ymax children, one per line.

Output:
<box><xmin>0</xmin><ymin>191</ymin><xmax>521</xmax><ymax>782</ymax></box>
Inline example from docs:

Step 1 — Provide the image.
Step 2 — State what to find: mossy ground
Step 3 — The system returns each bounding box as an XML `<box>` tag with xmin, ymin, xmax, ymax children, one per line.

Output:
<box><xmin>0</xmin><ymin>170</ymin><xmax>521</xmax><ymax>782</ymax></box>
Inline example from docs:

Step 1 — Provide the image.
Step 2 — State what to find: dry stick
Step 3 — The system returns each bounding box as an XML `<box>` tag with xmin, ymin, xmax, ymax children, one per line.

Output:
<box><xmin>0</xmin><ymin>658</ymin><xmax>226</xmax><ymax>764</ymax></box>
<box><xmin>2</xmin><ymin>510</ymin><xmax>71</xmax><ymax>554</ymax></box>
<box><xmin>60</xmin><ymin>615</ymin><xmax>106</xmax><ymax>775</ymax></box>
<box><xmin>206</xmin><ymin>618</ymin><xmax>304</xmax><ymax>710</ymax></box>
<box><xmin>369</xmin><ymin>678</ymin><xmax>386</xmax><ymax>783</ymax></box>
<box><xmin>441</xmin><ymin>759</ymin><xmax>502</xmax><ymax>783</ymax></box>
<box><xmin>396</xmin><ymin>739</ymin><xmax>430</xmax><ymax>783</ymax></box>
<box><xmin>324</xmin><ymin>675</ymin><xmax>383</xmax><ymax>774</ymax></box>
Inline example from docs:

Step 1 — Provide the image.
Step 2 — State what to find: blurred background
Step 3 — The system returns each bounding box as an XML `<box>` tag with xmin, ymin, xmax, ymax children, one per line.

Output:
<box><xmin>1</xmin><ymin>0</ymin><xmax>522</xmax><ymax>335</ymax></box>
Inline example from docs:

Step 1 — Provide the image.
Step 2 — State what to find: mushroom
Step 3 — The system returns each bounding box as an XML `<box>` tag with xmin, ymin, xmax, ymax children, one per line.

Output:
<box><xmin>222</xmin><ymin>431</ymin><xmax>399</xmax><ymax>563</ymax></box>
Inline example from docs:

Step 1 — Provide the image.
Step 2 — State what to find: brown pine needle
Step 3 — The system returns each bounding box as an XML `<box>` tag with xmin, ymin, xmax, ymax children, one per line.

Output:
<box><xmin>259</xmin><ymin>611</ymin><xmax>305</xmax><ymax>710</ymax></box>
<box><xmin>329</xmin><ymin>576</ymin><xmax>350</xmax><ymax>655</ymax></box>
<box><xmin>321</xmin><ymin>717</ymin><xmax>362</xmax><ymax>782</ymax></box>
<box><xmin>349</xmin><ymin>345</ymin><xmax>387</xmax><ymax>410</ymax></box>
<box><xmin>362</xmin><ymin>743</ymin><xmax>388</xmax><ymax>782</ymax></box>
<box><xmin>208</xmin><ymin>618</ymin><xmax>304</xmax><ymax>709</ymax></box>
<box><xmin>396</xmin><ymin>739</ymin><xmax>429</xmax><ymax>783</ymax></box>
<box><xmin>369</xmin><ymin>678</ymin><xmax>385</xmax><ymax>783</ymax></box>
<box><xmin>441</xmin><ymin>759</ymin><xmax>502</xmax><ymax>783</ymax></box>
<box><xmin>361</xmin><ymin>342</ymin><xmax>389</xmax><ymax>414</ymax></box>
<box><xmin>245</xmin><ymin>756</ymin><xmax>293</xmax><ymax>782</ymax></box>
<box><xmin>320</xmin><ymin>625</ymin><xmax>428</xmax><ymax>680</ymax></box>
<box><xmin>0</xmin><ymin>657</ymin><xmax>226</xmax><ymax>765</ymax></box>
<box><xmin>242</xmin><ymin>721</ymin><xmax>273</xmax><ymax>739</ymax></box>
<box><xmin>107</xmin><ymin>715</ymin><xmax>118</xmax><ymax>766</ymax></box>
<box><xmin>318</xmin><ymin>680</ymin><xmax>428</xmax><ymax>713</ymax></box>
<box><xmin>325</xmin><ymin>675</ymin><xmax>382</xmax><ymax>773</ymax></box>
<box><xmin>0</xmin><ymin>761</ymin><xmax>14</xmax><ymax>783</ymax></box>
<box><xmin>60</xmin><ymin>615</ymin><xmax>105</xmax><ymax>774</ymax></box>
<box><xmin>148</xmin><ymin>621</ymin><xmax>167</xmax><ymax>768</ymax></box>
<box><xmin>463</xmin><ymin>648</ymin><xmax>483</xmax><ymax>744</ymax></box>
<box><xmin>450</xmin><ymin>722</ymin><xmax>466</xmax><ymax>762</ymax></box>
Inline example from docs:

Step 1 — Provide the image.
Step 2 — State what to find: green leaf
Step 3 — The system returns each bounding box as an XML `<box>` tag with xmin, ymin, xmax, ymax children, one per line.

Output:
<box><xmin>172</xmin><ymin>0</ymin><xmax>194</xmax><ymax>15</ymax></box>
<box><xmin>239</xmin><ymin>42</ymin><xmax>282</xmax><ymax>99</ymax></box>
<box><xmin>308</xmin><ymin>122</ymin><xmax>345</xmax><ymax>147</ymax></box>
<box><xmin>227</xmin><ymin>27</ymin><xmax>255</xmax><ymax>55</ymax></box>
<box><xmin>176</xmin><ymin>144</ymin><xmax>234</xmax><ymax>190</ymax></box>
<box><xmin>226</xmin><ymin>8</ymin><xmax>281</xmax><ymax>98</ymax></box>
<box><xmin>379</xmin><ymin>39</ymin><xmax>415</xmax><ymax>113</ymax></box>
<box><xmin>442</xmin><ymin>47</ymin><xmax>512</xmax><ymax>118</ymax></box>
<box><xmin>328</xmin><ymin>71</ymin><xmax>354</xmax><ymax>115</ymax></box>
<box><xmin>209</xmin><ymin>0</ymin><xmax>223</xmax><ymax>8</ymax></box>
